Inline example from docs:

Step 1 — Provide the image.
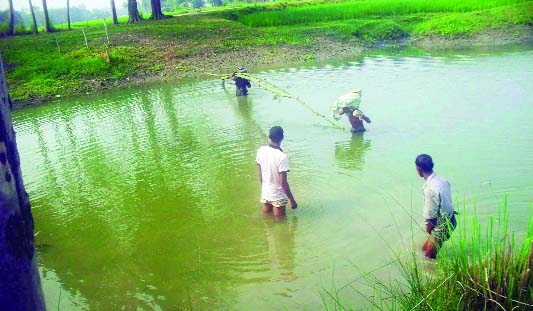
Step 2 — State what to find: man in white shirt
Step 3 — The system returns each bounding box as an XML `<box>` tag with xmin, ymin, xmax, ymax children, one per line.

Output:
<box><xmin>415</xmin><ymin>154</ymin><xmax>457</xmax><ymax>259</ymax></box>
<box><xmin>256</xmin><ymin>126</ymin><xmax>297</xmax><ymax>218</ymax></box>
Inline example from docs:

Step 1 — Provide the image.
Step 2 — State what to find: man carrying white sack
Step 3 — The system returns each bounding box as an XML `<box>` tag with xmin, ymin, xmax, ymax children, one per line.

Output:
<box><xmin>331</xmin><ymin>89</ymin><xmax>371</xmax><ymax>133</ymax></box>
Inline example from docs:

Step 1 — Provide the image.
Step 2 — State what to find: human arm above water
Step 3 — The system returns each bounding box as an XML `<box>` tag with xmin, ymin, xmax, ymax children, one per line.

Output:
<box><xmin>353</xmin><ymin>109</ymin><xmax>371</xmax><ymax>123</ymax></box>
<box><xmin>425</xmin><ymin>218</ymin><xmax>437</xmax><ymax>234</ymax></box>
<box><xmin>280</xmin><ymin>171</ymin><xmax>297</xmax><ymax>209</ymax></box>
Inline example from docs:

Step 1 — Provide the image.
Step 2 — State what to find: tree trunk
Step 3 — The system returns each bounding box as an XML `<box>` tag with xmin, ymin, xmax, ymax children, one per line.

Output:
<box><xmin>110</xmin><ymin>0</ymin><xmax>118</xmax><ymax>25</ymax></box>
<box><xmin>193</xmin><ymin>0</ymin><xmax>204</xmax><ymax>9</ymax></box>
<box><xmin>0</xmin><ymin>56</ymin><xmax>46</xmax><ymax>310</ymax></box>
<box><xmin>42</xmin><ymin>0</ymin><xmax>52</xmax><ymax>32</ymax></box>
<box><xmin>28</xmin><ymin>0</ymin><xmax>39</xmax><ymax>34</ymax></box>
<box><xmin>150</xmin><ymin>0</ymin><xmax>165</xmax><ymax>20</ymax></box>
<box><xmin>67</xmin><ymin>0</ymin><xmax>71</xmax><ymax>30</ymax></box>
<box><xmin>7</xmin><ymin>0</ymin><xmax>14</xmax><ymax>36</ymax></box>
<box><xmin>128</xmin><ymin>0</ymin><xmax>143</xmax><ymax>24</ymax></box>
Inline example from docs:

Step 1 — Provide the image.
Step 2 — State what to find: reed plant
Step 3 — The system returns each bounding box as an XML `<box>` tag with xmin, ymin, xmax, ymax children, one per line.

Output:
<box><xmin>239</xmin><ymin>0</ymin><xmax>531</xmax><ymax>27</ymax></box>
<box><xmin>324</xmin><ymin>194</ymin><xmax>533</xmax><ymax>310</ymax></box>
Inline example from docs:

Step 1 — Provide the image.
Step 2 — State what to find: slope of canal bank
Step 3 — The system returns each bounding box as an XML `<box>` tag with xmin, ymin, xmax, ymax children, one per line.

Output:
<box><xmin>0</xmin><ymin>0</ymin><xmax>532</xmax><ymax>109</ymax></box>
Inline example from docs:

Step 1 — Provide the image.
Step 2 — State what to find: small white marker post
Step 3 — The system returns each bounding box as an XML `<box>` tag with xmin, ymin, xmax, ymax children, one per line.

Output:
<box><xmin>53</xmin><ymin>33</ymin><xmax>61</xmax><ymax>54</ymax></box>
<box><xmin>81</xmin><ymin>29</ymin><xmax>88</xmax><ymax>48</ymax></box>
<box><xmin>103</xmin><ymin>19</ymin><xmax>110</xmax><ymax>45</ymax></box>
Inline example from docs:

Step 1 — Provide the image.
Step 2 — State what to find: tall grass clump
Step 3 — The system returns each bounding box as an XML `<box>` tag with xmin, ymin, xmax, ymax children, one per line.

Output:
<box><xmin>239</xmin><ymin>0</ymin><xmax>531</xmax><ymax>27</ymax></box>
<box><xmin>325</xmin><ymin>194</ymin><xmax>533</xmax><ymax>310</ymax></box>
<box><xmin>388</xmin><ymin>195</ymin><xmax>531</xmax><ymax>310</ymax></box>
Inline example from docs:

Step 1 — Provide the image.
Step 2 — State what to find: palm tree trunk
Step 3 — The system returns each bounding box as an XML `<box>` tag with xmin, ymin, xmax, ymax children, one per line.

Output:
<box><xmin>128</xmin><ymin>0</ymin><xmax>142</xmax><ymax>24</ymax></box>
<box><xmin>42</xmin><ymin>0</ymin><xmax>52</xmax><ymax>32</ymax></box>
<box><xmin>0</xmin><ymin>55</ymin><xmax>46</xmax><ymax>311</ymax></box>
<box><xmin>67</xmin><ymin>0</ymin><xmax>71</xmax><ymax>30</ymax></box>
<box><xmin>150</xmin><ymin>0</ymin><xmax>165</xmax><ymax>20</ymax></box>
<box><xmin>7</xmin><ymin>0</ymin><xmax>14</xmax><ymax>36</ymax></box>
<box><xmin>28</xmin><ymin>0</ymin><xmax>39</xmax><ymax>34</ymax></box>
<box><xmin>110</xmin><ymin>0</ymin><xmax>118</xmax><ymax>25</ymax></box>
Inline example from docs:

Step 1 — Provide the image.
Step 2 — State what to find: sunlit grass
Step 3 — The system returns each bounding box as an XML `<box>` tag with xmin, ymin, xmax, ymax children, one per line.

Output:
<box><xmin>238</xmin><ymin>0</ymin><xmax>532</xmax><ymax>27</ymax></box>
<box><xmin>322</xmin><ymin>194</ymin><xmax>533</xmax><ymax>310</ymax></box>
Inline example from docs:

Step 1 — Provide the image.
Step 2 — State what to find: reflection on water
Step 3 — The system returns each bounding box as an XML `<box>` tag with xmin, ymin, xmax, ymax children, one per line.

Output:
<box><xmin>17</xmin><ymin>84</ymin><xmax>271</xmax><ymax>309</ymax></box>
<box><xmin>264</xmin><ymin>216</ymin><xmax>298</xmax><ymax>283</ymax></box>
<box><xmin>12</xmin><ymin>47</ymin><xmax>533</xmax><ymax>310</ymax></box>
<box><xmin>236</xmin><ymin>94</ymin><xmax>254</xmax><ymax>123</ymax></box>
<box><xmin>334</xmin><ymin>134</ymin><xmax>372</xmax><ymax>171</ymax></box>
<box><xmin>39</xmin><ymin>267</ymin><xmax>89</xmax><ymax>311</ymax></box>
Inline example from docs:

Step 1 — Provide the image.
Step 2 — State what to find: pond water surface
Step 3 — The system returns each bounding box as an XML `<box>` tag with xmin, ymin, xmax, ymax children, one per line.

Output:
<box><xmin>13</xmin><ymin>46</ymin><xmax>533</xmax><ymax>310</ymax></box>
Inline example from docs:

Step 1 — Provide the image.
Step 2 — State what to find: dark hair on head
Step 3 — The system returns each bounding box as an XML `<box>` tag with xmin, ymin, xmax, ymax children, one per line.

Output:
<box><xmin>415</xmin><ymin>154</ymin><xmax>434</xmax><ymax>173</ymax></box>
<box><xmin>269</xmin><ymin>126</ymin><xmax>284</xmax><ymax>143</ymax></box>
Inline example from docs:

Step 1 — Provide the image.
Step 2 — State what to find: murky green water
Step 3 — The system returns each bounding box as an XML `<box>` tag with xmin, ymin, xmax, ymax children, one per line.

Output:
<box><xmin>13</xmin><ymin>46</ymin><xmax>533</xmax><ymax>310</ymax></box>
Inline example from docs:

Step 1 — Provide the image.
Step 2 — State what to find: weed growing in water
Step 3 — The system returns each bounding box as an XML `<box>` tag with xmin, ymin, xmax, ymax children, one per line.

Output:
<box><xmin>322</xmin><ymin>194</ymin><xmax>532</xmax><ymax>310</ymax></box>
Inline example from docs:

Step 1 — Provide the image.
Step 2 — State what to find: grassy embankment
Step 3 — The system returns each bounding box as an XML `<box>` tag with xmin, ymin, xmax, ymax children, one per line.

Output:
<box><xmin>0</xmin><ymin>0</ymin><xmax>531</xmax><ymax>107</ymax></box>
<box><xmin>322</xmin><ymin>195</ymin><xmax>533</xmax><ymax>310</ymax></box>
<box><xmin>235</xmin><ymin>0</ymin><xmax>532</xmax><ymax>40</ymax></box>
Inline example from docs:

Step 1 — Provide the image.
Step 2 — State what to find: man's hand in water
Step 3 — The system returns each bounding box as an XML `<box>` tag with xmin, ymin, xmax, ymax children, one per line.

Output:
<box><xmin>280</xmin><ymin>172</ymin><xmax>297</xmax><ymax>210</ymax></box>
<box><xmin>290</xmin><ymin>199</ymin><xmax>298</xmax><ymax>209</ymax></box>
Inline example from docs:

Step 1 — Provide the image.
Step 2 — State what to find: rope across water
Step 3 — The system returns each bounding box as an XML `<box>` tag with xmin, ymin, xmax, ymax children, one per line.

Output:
<box><xmin>209</xmin><ymin>73</ymin><xmax>345</xmax><ymax>130</ymax></box>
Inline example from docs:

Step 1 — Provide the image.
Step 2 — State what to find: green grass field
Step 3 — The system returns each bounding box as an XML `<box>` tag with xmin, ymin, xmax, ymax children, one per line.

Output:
<box><xmin>238</xmin><ymin>0</ymin><xmax>531</xmax><ymax>26</ymax></box>
<box><xmin>233</xmin><ymin>0</ymin><xmax>532</xmax><ymax>39</ymax></box>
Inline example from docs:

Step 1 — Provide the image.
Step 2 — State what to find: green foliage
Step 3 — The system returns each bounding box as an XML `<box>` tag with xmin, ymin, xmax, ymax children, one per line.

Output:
<box><xmin>149</xmin><ymin>64</ymin><xmax>164</xmax><ymax>71</ymax></box>
<box><xmin>353</xmin><ymin>20</ymin><xmax>407</xmax><ymax>42</ymax></box>
<box><xmin>1</xmin><ymin>27</ymin><xmax>145</xmax><ymax>102</ymax></box>
<box><xmin>323</xmin><ymin>195</ymin><xmax>533</xmax><ymax>310</ymax></box>
<box><xmin>175</xmin><ymin>64</ymin><xmax>190</xmax><ymax>72</ymax></box>
<box><xmin>302</xmin><ymin>53</ymin><xmax>316</xmax><ymax>60</ymax></box>
<box><xmin>228</xmin><ymin>0</ymin><xmax>531</xmax><ymax>42</ymax></box>
<box><xmin>238</xmin><ymin>0</ymin><xmax>532</xmax><ymax>27</ymax></box>
<box><xmin>413</xmin><ymin>2</ymin><xmax>533</xmax><ymax>36</ymax></box>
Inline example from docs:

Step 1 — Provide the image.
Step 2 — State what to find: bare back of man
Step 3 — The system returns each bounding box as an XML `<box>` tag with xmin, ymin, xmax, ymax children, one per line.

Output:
<box><xmin>341</xmin><ymin>108</ymin><xmax>371</xmax><ymax>133</ymax></box>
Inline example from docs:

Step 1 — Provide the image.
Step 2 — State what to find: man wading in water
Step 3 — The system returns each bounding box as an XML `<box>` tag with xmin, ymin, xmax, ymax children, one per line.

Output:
<box><xmin>231</xmin><ymin>67</ymin><xmax>251</xmax><ymax>96</ymax></box>
<box><xmin>256</xmin><ymin>126</ymin><xmax>297</xmax><ymax>218</ymax></box>
<box><xmin>415</xmin><ymin>154</ymin><xmax>457</xmax><ymax>259</ymax></box>
<box><xmin>331</xmin><ymin>90</ymin><xmax>371</xmax><ymax>133</ymax></box>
